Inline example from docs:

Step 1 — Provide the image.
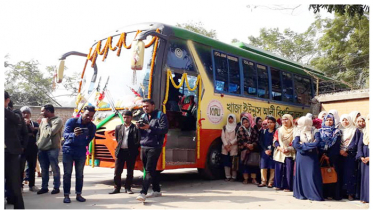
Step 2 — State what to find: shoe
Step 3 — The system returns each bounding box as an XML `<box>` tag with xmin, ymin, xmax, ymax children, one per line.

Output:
<box><xmin>109</xmin><ymin>188</ymin><xmax>120</xmax><ymax>194</ymax></box>
<box><xmin>37</xmin><ymin>188</ymin><xmax>49</xmax><ymax>194</ymax></box>
<box><xmin>51</xmin><ymin>188</ymin><xmax>60</xmax><ymax>194</ymax></box>
<box><xmin>283</xmin><ymin>189</ymin><xmax>291</xmax><ymax>192</ymax></box>
<box><xmin>29</xmin><ymin>186</ymin><xmax>40</xmax><ymax>192</ymax></box>
<box><xmin>224</xmin><ymin>178</ymin><xmax>231</xmax><ymax>181</ymax></box>
<box><xmin>136</xmin><ymin>193</ymin><xmax>146</xmax><ymax>202</ymax></box>
<box><xmin>258</xmin><ymin>183</ymin><xmax>267</xmax><ymax>187</ymax></box>
<box><xmin>242</xmin><ymin>179</ymin><xmax>248</xmax><ymax>184</ymax></box>
<box><xmin>63</xmin><ymin>196</ymin><xmax>71</xmax><ymax>203</ymax></box>
<box><xmin>252</xmin><ymin>179</ymin><xmax>259</xmax><ymax>185</ymax></box>
<box><xmin>274</xmin><ymin>187</ymin><xmax>281</xmax><ymax>190</ymax></box>
<box><xmin>146</xmin><ymin>191</ymin><xmax>162</xmax><ymax>198</ymax></box>
<box><xmin>348</xmin><ymin>195</ymin><xmax>354</xmax><ymax>201</ymax></box>
<box><xmin>124</xmin><ymin>189</ymin><xmax>134</xmax><ymax>194</ymax></box>
<box><xmin>76</xmin><ymin>194</ymin><xmax>86</xmax><ymax>202</ymax></box>
<box><xmin>267</xmin><ymin>184</ymin><xmax>273</xmax><ymax>188</ymax></box>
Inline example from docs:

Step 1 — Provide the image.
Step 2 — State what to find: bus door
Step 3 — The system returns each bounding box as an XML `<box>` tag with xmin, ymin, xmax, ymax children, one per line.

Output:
<box><xmin>164</xmin><ymin>71</ymin><xmax>199</xmax><ymax>165</ymax></box>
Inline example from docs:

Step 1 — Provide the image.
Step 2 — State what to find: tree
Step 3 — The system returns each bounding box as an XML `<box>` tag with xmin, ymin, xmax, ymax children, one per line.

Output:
<box><xmin>4</xmin><ymin>58</ymin><xmax>79</xmax><ymax>106</ymax></box>
<box><xmin>310</xmin><ymin>13</ymin><xmax>369</xmax><ymax>88</ymax></box>
<box><xmin>231</xmin><ymin>38</ymin><xmax>240</xmax><ymax>44</ymax></box>
<box><xmin>247</xmin><ymin>27</ymin><xmax>317</xmax><ymax>64</ymax></box>
<box><xmin>176</xmin><ymin>21</ymin><xmax>217</xmax><ymax>39</ymax></box>
<box><xmin>309</xmin><ymin>5</ymin><xmax>369</xmax><ymax>18</ymax></box>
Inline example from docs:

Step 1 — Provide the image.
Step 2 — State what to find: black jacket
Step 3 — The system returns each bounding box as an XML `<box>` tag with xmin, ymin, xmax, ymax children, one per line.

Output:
<box><xmin>139</xmin><ymin>110</ymin><xmax>169</xmax><ymax>148</ymax></box>
<box><xmin>114</xmin><ymin>123</ymin><xmax>140</xmax><ymax>158</ymax></box>
<box><xmin>13</xmin><ymin>109</ymin><xmax>29</xmax><ymax>150</ymax></box>
<box><xmin>4</xmin><ymin>108</ymin><xmax>23</xmax><ymax>155</ymax></box>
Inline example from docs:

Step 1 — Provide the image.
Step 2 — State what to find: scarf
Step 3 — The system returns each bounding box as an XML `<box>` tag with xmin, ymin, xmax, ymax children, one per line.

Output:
<box><xmin>328</xmin><ymin>109</ymin><xmax>340</xmax><ymax>128</ymax></box>
<box><xmin>239</xmin><ymin>116</ymin><xmax>252</xmax><ymax>137</ymax></box>
<box><xmin>297</xmin><ymin>116</ymin><xmax>315</xmax><ymax>143</ymax></box>
<box><xmin>319</xmin><ymin>113</ymin><xmax>341</xmax><ymax>150</ymax></box>
<box><xmin>278</xmin><ymin>114</ymin><xmax>294</xmax><ymax>143</ymax></box>
<box><xmin>242</xmin><ymin>113</ymin><xmax>255</xmax><ymax>128</ymax></box>
<box><xmin>225</xmin><ymin>114</ymin><xmax>237</xmax><ymax>133</ymax></box>
<box><xmin>340</xmin><ymin>114</ymin><xmax>357</xmax><ymax>150</ymax></box>
<box><xmin>363</xmin><ymin>114</ymin><xmax>369</xmax><ymax>145</ymax></box>
<box><xmin>318</xmin><ymin>111</ymin><xmax>327</xmax><ymax>120</ymax></box>
<box><xmin>356</xmin><ymin>116</ymin><xmax>366</xmax><ymax>132</ymax></box>
<box><xmin>349</xmin><ymin>111</ymin><xmax>361</xmax><ymax>127</ymax></box>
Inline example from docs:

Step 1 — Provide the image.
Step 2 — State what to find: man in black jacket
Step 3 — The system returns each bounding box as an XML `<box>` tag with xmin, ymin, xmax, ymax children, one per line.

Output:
<box><xmin>135</xmin><ymin>99</ymin><xmax>168</xmax><ymax>202</ymax></box>
<box><xmin>4</xmin><ymin>91</ymin><xmax>25</xmax><ymax>209</ymax></box>
<box><xmin>109</xmin><ymin>111</ymin><xmax>140</xmax><ymax>194</ymax></box>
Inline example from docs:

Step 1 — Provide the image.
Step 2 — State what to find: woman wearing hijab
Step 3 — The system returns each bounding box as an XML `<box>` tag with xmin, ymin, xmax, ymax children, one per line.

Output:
<box><xmin>292</xmin><ymin>116</ymin><xmax>324</xmax><ymax>201</ymax></box>
<box><xmin>258</xmin><ymin>117</ymin><xmax>276</xmax><ymax>188</ymax></box>
<box><xmin>306</xmin><ymin>113</ymin><xmax>313</xmax><ymax>119</ymax></box>
<box><xmin>328</xmin><ymin>110</ymin><xmax>341</xmax><ymax>128</ymax></box>
<box><xmin>237</xmin><ymin>114</ymin><xmax>260</xmax><ymax>184</ymax></box>
<box><xmin>318</xmin><ymin>113</ymin><xmax>342</xmax><ymax>200</ymax></box>
<box><xmin>356</xmin><ymin>114</ymin><xmax>369</xmax><ymax>203</ymax></box>
<box><xmin>318</xmin><ymin>111</ymin><xmax>327</xmax><ymax>120</ymax></box>
<box><xmin>339</xmin><ymin>114</ymin><xmax>360</xmax><ymax>201</ymax></box>
<box><xmin>356</xmin><ymin>116</ymin><xmax>366</xmax><ymax>132</ymax></box>
<box><xmin>349</xmin><ymin>111</ymin><xmax>361</xmax><ymax>127</ymax></box>
<box><xmin>221</xmin><ymin>114</ymin><xmax>238</xmax><ymax>181</ymax></box>
<box><xmin>273</xmin><ymin>114</ymin><xmax>296</xmax><ymax>192</ymax></box>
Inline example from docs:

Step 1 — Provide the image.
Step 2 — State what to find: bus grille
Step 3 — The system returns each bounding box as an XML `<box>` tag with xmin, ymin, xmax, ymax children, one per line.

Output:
<box><xmin>94</xmin><ymin>144</ymin><xmax>114</xmax><ymax>160</ymax></box>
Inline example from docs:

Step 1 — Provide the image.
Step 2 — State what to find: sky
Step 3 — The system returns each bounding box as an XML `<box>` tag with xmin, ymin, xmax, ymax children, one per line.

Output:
<box><xmin>0</xmin><ymin>1</ymin><xmax>340</xmax><ymax>106</ymax></box>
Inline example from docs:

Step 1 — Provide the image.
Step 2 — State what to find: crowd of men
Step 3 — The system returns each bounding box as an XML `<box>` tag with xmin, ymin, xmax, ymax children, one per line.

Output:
<box><xmin>4</xmin><ymin>91</ymin><xmax>168</xmax><ymax>208</ymax></box>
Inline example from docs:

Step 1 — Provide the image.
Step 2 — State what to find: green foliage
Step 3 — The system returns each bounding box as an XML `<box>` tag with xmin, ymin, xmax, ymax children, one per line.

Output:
<box><xmin>4</xmin><ymin>58</ymin><xmax>79</xmax><ymax>106</ymax></box>
<box><xmin>310</xmin><ymin>13</ymin><xmax>369</xmax><ymax>88</ymax></box>
<box><xmin>231</xmin><ymin>38</ymin><xmax>240</xmax><ymax>44</ymax></box>
<box><xmin>248</xmin><ymin>27</ymin><xmax>317</xmax><ymax>64</ymax></box>
<box><xmin>309</xmin><ymin>5</ymin><xmax>369</xmax><ymax>19</ymax></box>
<box><xmin>176</xmin><ymin>21</ymin><xmax>217</xmax><ymax>39</ymax></box>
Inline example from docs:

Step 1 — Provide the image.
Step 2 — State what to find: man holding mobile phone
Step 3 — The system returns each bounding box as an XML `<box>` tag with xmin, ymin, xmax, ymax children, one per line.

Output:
<box><xmin>62</xmin><ymin>106</ymin><xmax>96</xmax><ymax>203</ymax></box>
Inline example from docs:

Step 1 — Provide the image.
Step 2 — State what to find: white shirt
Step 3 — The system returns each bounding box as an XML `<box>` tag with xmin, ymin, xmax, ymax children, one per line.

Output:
<box><xmin>120</xmin><ymin>125</ymin><xmax>131</xmax><ymax>149</ymax></box>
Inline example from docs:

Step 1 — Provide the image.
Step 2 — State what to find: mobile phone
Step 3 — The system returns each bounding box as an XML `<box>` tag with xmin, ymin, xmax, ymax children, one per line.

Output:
<box><xmin>79</xmin><ymin>127</ymin><xmax>88</xmax><ymax>130</ymax></box>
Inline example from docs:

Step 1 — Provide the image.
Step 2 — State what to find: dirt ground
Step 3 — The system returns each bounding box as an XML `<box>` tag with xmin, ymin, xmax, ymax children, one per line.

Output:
<box><xmin>6</xmin><ymin>165</ymin><xmax>369</xmax><ymax>209</ymax></box>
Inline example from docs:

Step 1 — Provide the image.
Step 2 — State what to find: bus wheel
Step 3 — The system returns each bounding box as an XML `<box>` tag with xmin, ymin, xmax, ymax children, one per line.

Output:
<box><xmin>198</xmin><ymin>140</ymin><xmax>224</xmax><ymax>180</ymax></box>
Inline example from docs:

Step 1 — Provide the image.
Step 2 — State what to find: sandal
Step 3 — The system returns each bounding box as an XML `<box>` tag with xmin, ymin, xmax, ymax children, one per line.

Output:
<box><xmin>225</xmin><ymin>178</ymin><xmax>231</xmax><ymax>181</ymax></box>
<box><xmin>243</xmin><ymin>179</ymin><xmax>248</xmax><ymax>184</ymax></box>
<box><xmin>283</xmin><ymin>189</ymin><xmax>291</xmax><ymax>192</ymax></box>
<box><xmin>252</xmin><ymin>179</ymin><xmax>259</xmax><ymax>185</ymax></box>
<box><xmin>267</xmin><ymin>184</ymin><xmax>273</xmax><ymax>188</ymax></box>
<box><xmin>258</xmin><ymin>183</ymin><xmax>267</xmax><ymax>187</ymax></box>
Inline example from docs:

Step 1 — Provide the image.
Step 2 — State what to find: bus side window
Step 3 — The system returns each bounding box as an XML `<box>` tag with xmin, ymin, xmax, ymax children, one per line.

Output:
<box><xmin>271</xmin><ymin>68</ymin><xmax>282</xmax><ymax>101</ymax></box>
<box><xmin>282</xmin><ymin>71</ymin><xmax>294</xmax><ymax>103</ymax></box>
<box><xmin>243</xmin><ymin>60</ymin><xmax>258</xmax><ymax>97</ymax></box>
<box><xmin>294</xmin><ymin>75</ymin><xmax>312</xmax><ymax>106</ymax></box>
<box><xmin>213</xmin><ymin>51</ymin><xmax>228</xmax><ymax>92</ymax></box>
<box><xmin>257</xmin><ymin>64</ymin><xmax>269</xmax><ymax>99</ymax></box>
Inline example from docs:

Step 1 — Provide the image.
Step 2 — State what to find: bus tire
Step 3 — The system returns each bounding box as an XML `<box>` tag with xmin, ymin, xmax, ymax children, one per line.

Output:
<box><xmin>198</xmin><ymin>140</ymin><xmax>224</xmax><ymax>180</ymax></box>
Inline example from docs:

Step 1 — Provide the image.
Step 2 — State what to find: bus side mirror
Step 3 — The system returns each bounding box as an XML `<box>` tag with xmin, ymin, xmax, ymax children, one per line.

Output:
<box><xmin>56</xmin><ymin>59</ymin><xmax>65</xmax><ymax>83</ymax></box>
<box><xmin>131</xmin><ymin>40</ymin><xmax>145</xmax><ymax>70</ymax></box>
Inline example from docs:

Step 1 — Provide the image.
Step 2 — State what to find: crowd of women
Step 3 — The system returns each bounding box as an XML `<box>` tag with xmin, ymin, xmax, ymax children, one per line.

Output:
<box><xmin>220</xmin><ymin>109</ymin><xmax>369</xmax><ymax>203</ymax></box>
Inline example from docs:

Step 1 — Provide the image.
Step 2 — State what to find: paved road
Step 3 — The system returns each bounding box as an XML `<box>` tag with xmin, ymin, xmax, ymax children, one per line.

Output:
<box><xmin>7</xmin><ymin>164</ymin><xmax>369</xmax><ymax>209</ymax></box>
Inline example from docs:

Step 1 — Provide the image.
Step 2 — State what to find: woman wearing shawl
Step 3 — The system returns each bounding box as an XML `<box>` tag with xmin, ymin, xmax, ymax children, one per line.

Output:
<box><xmin>356</xmin><ymin>116</ymin><xmax>366</xmax><ymax>132</ymax></box>
<box><xmin>221</xmin><ymin>114</ymin><xmax>238</xmax><ymax>181</ymax></box>
<box><xmin>292</xmin><ymin>116</ymin><xmax>324</xmax><ymax>201</ymax></box>
<box><xmin>318</xmin><ymin>113</ymin><xmax>342</xmax><ymax>200</ymax></box>
<box><xmin>254</xmin><ymin>117</ymin><xmax>263</xmax><ymax>133</ymax></box>
<box><xmin>349</xmin><ymin>111</ymin><xmax>361</xmax><ymax>127</ymax></box>
<box><xmin>273</xmin><ymin>114</ymin><xmax>295</xmax><ymax>192</ymax></box>
<box><xmin>237</xmin><ymin>114</ymin><xmax>260</xmax><ymax>184</ymax></box>
<box><xmin>356</xmin><ymin>114</ymin><xmax>369</xmax><ymax>203</ymax></box>
<box><xmin>338</xmin><ymin>114</ymin><xmax>360</xmax><ymax>201</ymax></box>
<box><xmin>258</xmin><ymin>117</ymin><xmax>276</xmax><ymax>188</ymax></box>
<box><xmin>328</xmin><ymin>109</ymin><xmax>341</xmax><ymax>128</ymax></box>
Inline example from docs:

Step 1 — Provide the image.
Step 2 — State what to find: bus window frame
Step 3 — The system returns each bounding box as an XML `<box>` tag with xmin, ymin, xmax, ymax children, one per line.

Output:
<box><xmin>211</xmin><ymin>49</ymin><xmax>242</xmax><ymax>97</ymax></box>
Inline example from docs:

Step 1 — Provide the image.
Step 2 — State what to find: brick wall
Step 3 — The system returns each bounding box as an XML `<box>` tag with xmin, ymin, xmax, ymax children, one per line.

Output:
<box><xmin>320</xmin><ymin>98</ymin><xmax>369</xmax><ymax>117</ymax></box>
<box><xmin>14</xmin><ymin>106</ymin><xmax>75</xmax><ymax>125</ymax></box>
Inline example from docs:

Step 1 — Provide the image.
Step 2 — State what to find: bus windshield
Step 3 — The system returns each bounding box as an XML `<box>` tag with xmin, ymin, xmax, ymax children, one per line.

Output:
<box><xmin>80</xmin><ymin>32</ymin><xmax>156</xmax><ymax>110</ymax></box>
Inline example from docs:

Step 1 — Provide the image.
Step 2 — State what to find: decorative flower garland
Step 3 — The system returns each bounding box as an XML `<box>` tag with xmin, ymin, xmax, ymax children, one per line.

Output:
<box><xmin>162</xmin><ymin>69</ymin><xmax>202</xmax><ymax>160</ymax></box>
<box><xmin>86</xmin><ymin>29</ymin><xmax>160</xmax><ymax>68</ymax></box>
<box><xmin>147</xmin><ymin>36</ymin><xmax>159</xmax><ymax>99</ymax></box>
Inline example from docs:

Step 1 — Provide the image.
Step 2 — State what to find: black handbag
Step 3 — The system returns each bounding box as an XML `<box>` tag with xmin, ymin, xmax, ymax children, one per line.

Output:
<box><xmin>245</xmin><ymin>152</ymin><xmax>260</xmax><ymax>166</ymax></box>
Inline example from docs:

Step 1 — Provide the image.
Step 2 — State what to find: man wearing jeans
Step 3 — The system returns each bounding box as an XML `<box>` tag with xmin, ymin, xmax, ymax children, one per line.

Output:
<box><xmin>36</xmin><ymin>104</ymin><xmax>63</xmax><ymax>195</ymax></box>
<box><xmin>62</xmin><ymin>106</ymin><xmax>96</xmax><ymax>203</ymax></box>
<box><xmin>136</xmin><ymin>99</ymin><xmax>168</xmax><ymax>202</ymax></box>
